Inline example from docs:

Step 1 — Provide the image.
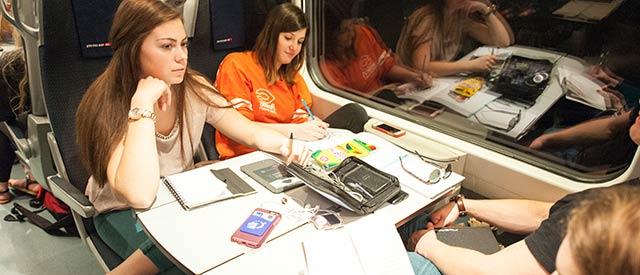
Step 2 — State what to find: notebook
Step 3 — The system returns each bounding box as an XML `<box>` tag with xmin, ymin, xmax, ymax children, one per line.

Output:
<box><xmin>436</xmin><ymin>227</ymin><xmax>502</xmax><ymax>255</ymax></box>
<box><xmin>303</xmin><ymin>215</ymin><xmax>414</xmax><ymax>275</ymax></box>
<box><xmin>162</xmin><ymin>167</ymin><xmax>256</xmax><ymax>210</ymax></box>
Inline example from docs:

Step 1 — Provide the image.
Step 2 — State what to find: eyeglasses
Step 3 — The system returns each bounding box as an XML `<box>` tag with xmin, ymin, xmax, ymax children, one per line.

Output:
<box><xmin>398</xmin><ymin>150</ymin><xmax>456</xmax><ymax>184</ymax></box>
<box><xmin>473</xmin><ymin>104</ymin><xmax>521</xmax><ymax>131</ymax></box>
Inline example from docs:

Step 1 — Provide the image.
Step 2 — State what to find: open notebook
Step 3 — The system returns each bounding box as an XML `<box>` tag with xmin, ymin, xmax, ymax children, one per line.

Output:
<box><xmin>302</xmin><ymin>215</ymin><xmax>414</xmax><ymax>275</ymax></box>
<box><xmin>162</xmin><ymin>167</ymin><xmax>256</xmax><ymax>210</ymax></box>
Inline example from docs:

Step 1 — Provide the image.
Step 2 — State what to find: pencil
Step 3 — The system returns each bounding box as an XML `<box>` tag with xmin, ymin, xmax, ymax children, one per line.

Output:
<box><xmin>301</xmin><ymin>99</ymin><xmax>314</xmax><ymax>120</ymax></box>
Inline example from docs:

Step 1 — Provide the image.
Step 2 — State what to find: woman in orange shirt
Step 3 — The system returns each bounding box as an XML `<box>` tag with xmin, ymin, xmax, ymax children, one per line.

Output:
<box><xmin>215</xmin><ymin>3</ymin><xmax>368</xmax><ymax>159</ymax></box>
<box><xmin>320</xmin><ymin>0</ymin><xmax>432</xmax><ymax>106</ymax></box>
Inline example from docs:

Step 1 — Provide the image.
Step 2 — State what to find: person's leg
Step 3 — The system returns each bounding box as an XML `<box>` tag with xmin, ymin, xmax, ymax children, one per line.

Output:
<box><xmin>109</xmin><ymin>250</ymin><xmax>159</xmax><ymax>275</ymax></box>
<box><xmin>323</xmin><ymin>103</ymin><xmax>369</xmax><ymax>133</ymax></box>
<box><xmin>0</xmin><ymin>133</ymin><xmax>15</xmax><ymax>204</ymax></box>
<box><xmin>407</xmin><ymin>252</ymin><xmax>443</xmax><ymax>275</ymax></box>
<box><xmin>95</xmin><ymin>209</ymin><xmax>178</xmax><ymax>273</ymax></box>
<box><xmin>397</xmin><ymin>214</ymin><xmax>430</xmax><ymax>247</ymax></box>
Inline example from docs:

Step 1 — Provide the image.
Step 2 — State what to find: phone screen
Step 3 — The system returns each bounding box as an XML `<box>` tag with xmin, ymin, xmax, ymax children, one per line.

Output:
<box><xmin>239</xmin><ymin>210</ymin><xmax>277</xmax><ymax>237</ymax></box>
<box><xmin>377</xmin><ymin>123</ymin><xmax>401</xmax><ymax>133</ymax></box>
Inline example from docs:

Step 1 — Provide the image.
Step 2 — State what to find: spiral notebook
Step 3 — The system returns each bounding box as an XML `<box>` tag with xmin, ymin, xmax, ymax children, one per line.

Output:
<box><xmin>162</xmin><ymin>167</ymin><xmax>256</xmax><ymax>210</ymax></box>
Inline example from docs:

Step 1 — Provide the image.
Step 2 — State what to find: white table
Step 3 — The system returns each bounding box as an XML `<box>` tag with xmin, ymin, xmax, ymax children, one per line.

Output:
<box><xmin>137</xmin><ymin>133</ymin><xmax>464</xmax><ymax>274</ymax></box>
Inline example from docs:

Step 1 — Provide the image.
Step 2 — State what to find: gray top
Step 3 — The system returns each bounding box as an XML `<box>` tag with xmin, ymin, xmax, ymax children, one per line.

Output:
<box><xmin>86</xmin><ymin>90</ymin><xmax>228</xmax><ymax>214</ymax></box>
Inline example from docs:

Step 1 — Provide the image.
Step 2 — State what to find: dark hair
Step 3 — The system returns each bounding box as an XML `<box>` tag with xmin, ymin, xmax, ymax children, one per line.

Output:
<box><xmin>253</xmin><ymin>3</ymin><xmax>308</xmax><ymax>85</ymax></box>
<box><xmin>77</xmin><ymin>0</ymin><xmax>225</xmax><ymax>186</ymax></box>
<box><xmin>323</xmin><ymin>0</ymin><xmax>357</xmax><ymax>62</ymax></box>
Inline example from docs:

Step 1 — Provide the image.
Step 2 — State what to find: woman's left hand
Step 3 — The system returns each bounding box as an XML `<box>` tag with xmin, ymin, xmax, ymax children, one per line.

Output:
<box><xmin>279</xmin><ymin>139</ymin><xmax>311</xmax><ymax>165</ymax></box>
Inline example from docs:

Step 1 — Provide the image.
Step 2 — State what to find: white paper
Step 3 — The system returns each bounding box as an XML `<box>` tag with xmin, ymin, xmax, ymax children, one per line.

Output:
<box><xmin>303</xmin><ymin>215</ymin><xmax>413</xmax><ymax>275</ymax></box>
<box><xmin>559</xmin><ymin>69</ymin><xmax>607</xmax><ymax>110</ymax></box>
<box><xmin>398</xmin><ymin>79</ymin><xmax>449</xmax><ymax>103</ymax></box>
<box><xmin>303</xmin><ymin>230</ymin><xmax>365</xmax><ymax>275</ymax></box>
<box><xmin>164</xmin><ymin>167</ymin><xmax>231</xmax><ymax>209</ymax></box>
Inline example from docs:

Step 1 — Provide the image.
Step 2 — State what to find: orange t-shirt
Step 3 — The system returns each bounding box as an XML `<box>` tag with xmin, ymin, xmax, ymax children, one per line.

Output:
<box><xmin>321</xmin><ymin>24</ymin><xmax>395</xmax><ymax>96</ymax></box>
<box><xmin>214</xmin><ymin>51</ymin><xmax>312</xmax><ymax>159</ymax></box>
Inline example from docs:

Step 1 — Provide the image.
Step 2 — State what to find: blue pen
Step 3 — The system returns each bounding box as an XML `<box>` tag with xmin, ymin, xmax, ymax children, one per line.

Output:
<box><xmin>300</xmin><ymin>98</ymin><xmax>314</xmax><ymax>120</ymax></box>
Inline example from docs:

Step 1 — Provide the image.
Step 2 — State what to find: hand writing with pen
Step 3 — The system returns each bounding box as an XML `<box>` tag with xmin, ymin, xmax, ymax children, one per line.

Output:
<box><xmin>279</xmin><ymin>133</ymin><xmax>311</xmax><ymax>165</ymax></box>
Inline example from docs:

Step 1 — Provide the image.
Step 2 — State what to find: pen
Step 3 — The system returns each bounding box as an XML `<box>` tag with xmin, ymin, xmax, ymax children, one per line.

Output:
<box><xmin>289</xmin><ymin>132</ymin><xmax>294</xmax><ymax>159</ymax></box>
<box><xmin>301</xmin><ymin>98</ymin><xmax>314</xmax><ymax>120</ymax></box>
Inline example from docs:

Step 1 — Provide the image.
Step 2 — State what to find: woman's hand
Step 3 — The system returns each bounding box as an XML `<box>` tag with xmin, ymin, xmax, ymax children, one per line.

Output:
<box><xmin>279</xmin><ymin>139</ymin><xmax>311</xmax><ymax>165</ymax></box>
<box><xmin>589</xmin><ymin>66</ymin><xmax>622</xmax><ymax>87</ymax></box>
<box><xmin>414</xmin><ymin>72</ymin><xmax>433</xmax><ymax>89</ymax></box>
<box><xmin>430</xmin><ymin>201</ymin><xmax>460</xmax><ymax>228</ymax></box>
<box><xmin>466</xmin><ymin>55</ymin><xmax>497</xmax><ymax>72</ymax></box>
<box><xmin>131</xmin><ymin>76</ymin><xmax>172</xmax><ymax>111</ymax></box>
<box><xmin>290</xmin><ymin>120</ymin><xmax>329</xmax><ymax>141</ymax></box>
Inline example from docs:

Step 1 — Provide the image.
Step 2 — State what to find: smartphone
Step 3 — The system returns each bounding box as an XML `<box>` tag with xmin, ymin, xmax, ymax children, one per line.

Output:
<box><xmin>373</xmin><ymin>122</ymin><xmax>406</xmax><ymax>137</ymax></box>
<box><xmin>231</xmin><ymin>208</ymin><xmax>281</xmax><ymax>248</ymax></box>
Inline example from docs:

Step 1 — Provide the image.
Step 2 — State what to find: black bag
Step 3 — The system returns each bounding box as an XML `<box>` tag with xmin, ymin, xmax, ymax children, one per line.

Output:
<box><xmin>287</xmin><ymin>157</ymin><xmax>401</xmax><ymax>215</ymax></box>
<box><xmin>3</xmin><ymin>189</ymin><xmax>78</xmax><ymax>237</ymax></box>
<box><xmin>489</xmin><ymin>55</ymin><xmax>554</xmax><ymax>106</ymax></box>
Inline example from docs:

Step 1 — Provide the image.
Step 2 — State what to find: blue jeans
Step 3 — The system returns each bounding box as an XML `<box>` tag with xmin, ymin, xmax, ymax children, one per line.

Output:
<box><xmin>408</xmin><ymin>252</ymin><xmax>442</xmax><ymax>275</ymax></box>
<box><xmin>400</xmin><ymin>214</ymin><xmax>443</xmax><ymax>275</ymax></box>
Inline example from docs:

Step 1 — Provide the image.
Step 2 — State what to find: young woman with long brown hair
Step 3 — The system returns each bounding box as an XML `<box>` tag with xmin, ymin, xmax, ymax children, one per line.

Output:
<box><xmin>396</xmin><ymin>0</ymin><xmax>513</xmax><ymax>77</ymax></box>
<box><xmin>76</xmin><ymin>0</ymin><xmax>308</xmax><ymax>273</ymax></box>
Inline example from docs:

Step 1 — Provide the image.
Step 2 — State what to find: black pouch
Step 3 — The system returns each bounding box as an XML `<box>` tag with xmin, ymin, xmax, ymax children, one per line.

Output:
<box><xmin>287</xmin><ymin>157</ymin><xmax>401</xmax><ymax>215</ymax></box>
<box><xmin>489</xmin><ymin>55</ymin><xmax>554</xmax><ymax>106</ymax></box>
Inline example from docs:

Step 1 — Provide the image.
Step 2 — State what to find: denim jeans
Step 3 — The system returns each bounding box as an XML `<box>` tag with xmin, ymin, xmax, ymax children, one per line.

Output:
<box><xmin>408</xmin><ymin>252</ymin><xmax>442</xmax><ymax>275</ymax></box>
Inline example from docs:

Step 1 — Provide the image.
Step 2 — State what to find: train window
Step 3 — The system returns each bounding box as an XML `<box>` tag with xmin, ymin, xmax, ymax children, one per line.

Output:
<box><xmin>309</xmin><ymin>0</ymin><xmax>640</xmax><ymax>181</ymax></box>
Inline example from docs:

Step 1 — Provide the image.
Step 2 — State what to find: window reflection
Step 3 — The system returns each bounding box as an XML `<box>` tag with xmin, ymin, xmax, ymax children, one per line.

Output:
<box><xmin>316</xmin><ymin>0</ymin><xmax>640</xmax><ymax>178</ymax></box>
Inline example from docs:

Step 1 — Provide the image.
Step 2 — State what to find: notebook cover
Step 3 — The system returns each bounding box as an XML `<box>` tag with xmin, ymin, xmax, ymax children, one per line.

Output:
<box><xmin>436</xmin><ymin>227</ymin><xmax>501</xmax><ymax>255</ymax></box>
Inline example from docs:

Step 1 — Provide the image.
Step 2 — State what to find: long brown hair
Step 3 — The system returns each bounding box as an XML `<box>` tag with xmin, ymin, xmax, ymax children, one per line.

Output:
<box><xmin>567</xmin><ymin>185</ymin><xmax>640</xmax><ymax>275</ymax></box>
<box><xmin>253</xmin><ymin>3</ymin><xmax>308</xmax><ymax>85</ymax></box>
<box><xmin>396</xmin><ymin>1</ymin><xmax>446</xmax><ymax>67</ymax></box>
<box><xmin>77</xmin><ymin>0</ymin><xmax>225</xmax><ymax>186</ymax></box>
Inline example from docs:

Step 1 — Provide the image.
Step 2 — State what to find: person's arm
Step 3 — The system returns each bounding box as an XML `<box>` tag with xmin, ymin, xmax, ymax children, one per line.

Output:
<box><xmin>385</xmin><ymin>64</ymin><xmax>432</xmax><ymax>88</ymax></box>
<box><xmin>431</xmin><ymin>198</ymin><xmax>553</xmax><ymax>234</ymax></box>
<box><xmin>107</xmin><ymin>77</ymin><xmax>172</xmax><ymax>209</ymax></box>
<box><xmin>255</xmin><ymin>120</ymin><xmax>328</xmax><ymax>141</ymax></box>
<box><xmin>213</xmin><ymin>107</ymin><xmax>309</xmax><ymax>164</ymax></box>
<box><xmin>465</xmin><ymin>199</ymin><xmax>553</xmax><ymax>234</ymax></box>
<box><xmin>411</xmin><ymin>41</ymin><xmax>497</xmax><ymax>77</ymax></box>
<box><xmin>416</xmin><ymin>229</ymin><xmax>548</xmax><ymax>275</ymax></box>
<box><xmin>465</xmin><ymin>2</ymin><xmax>513</xmax><ymax>48</ymax></box>
<box><xmin>529</xmin><ymin>110</ymin><xmax>632</xmax><ymax>150</ymax></box>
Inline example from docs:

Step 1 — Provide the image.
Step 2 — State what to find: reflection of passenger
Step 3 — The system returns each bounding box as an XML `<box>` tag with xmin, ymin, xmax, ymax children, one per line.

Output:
<box><xmin>589</xmin><ymin>65</ymin><xmax>640</xmax><ymax>109</ymax></box>
<box><xmin>554</xmin><ymin>185</ymin><xmax>640</xmax><ymax>275</ymax></box>
<box><xmin>396</xmin><ymin>0</ymin><xmax>513</xmax><ymax>76</ymax></box>
<box><xmin>529</xmin><ymin>106</ymin><xmax>638</xmax><ymax>171</ymax></box>
<box><xmin>215</xmin><ymin>3</ymin><xmax>368</xmax><ymax>160</ymax></box>
<box><xmin>320</xmin><ymin>1</ymin><xmax>432</xmax><ymax>106</ymax></box>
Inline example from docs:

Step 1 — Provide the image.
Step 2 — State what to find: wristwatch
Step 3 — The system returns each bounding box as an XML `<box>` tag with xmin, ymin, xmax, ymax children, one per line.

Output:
<box><xmin>450</xmin><ymin>194</ymin><xmax>467</xmax><ymax>216</ymax></box>
<box><xmin>128</xmin><ymin>107</ymin><xmax>156</xmax><ymax>122</ymax></box>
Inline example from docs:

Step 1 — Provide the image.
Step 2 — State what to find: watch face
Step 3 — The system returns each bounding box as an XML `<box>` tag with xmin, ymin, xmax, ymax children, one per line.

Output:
<box><xmin>128</xmin><ymin>108</ymin><xmax>142</xmax><ymax>120</ymax></box>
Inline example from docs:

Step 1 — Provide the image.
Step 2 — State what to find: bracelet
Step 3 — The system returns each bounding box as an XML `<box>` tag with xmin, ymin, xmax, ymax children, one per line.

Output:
<box><xmin>128</xmin><ymin>107</ymin><xmax>156</xmax><ymax>122</ymax></box>
<box><xmin>450</xmin><ymin>194</ymin><xmax>467</xmax><ymax>216</ymax></box>
<box><xmin>483</xmin><ymin>4</ymin><xmax>497</xmax><ymax>19</ymax></box>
